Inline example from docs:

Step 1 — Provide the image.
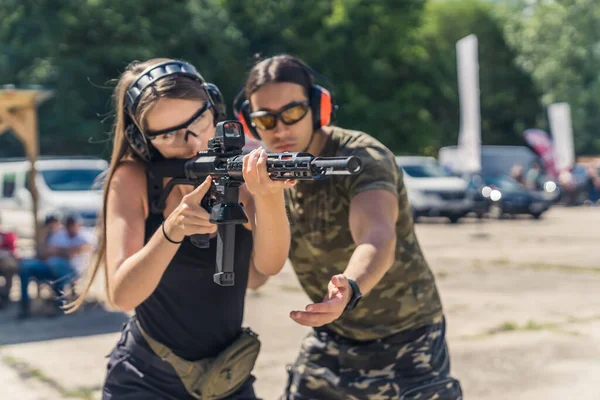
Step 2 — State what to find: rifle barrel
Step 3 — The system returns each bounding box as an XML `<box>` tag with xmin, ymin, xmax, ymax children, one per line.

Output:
<box><xmin>311</xmin><ymin>156</ymin><xmax>362</xmax><ymax>175</ymax></box>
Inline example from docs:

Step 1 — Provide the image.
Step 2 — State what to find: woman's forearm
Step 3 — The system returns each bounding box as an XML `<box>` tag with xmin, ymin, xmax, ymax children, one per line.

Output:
<box><xmin>247</xmin><ymin>259</ymin><xmax>270</xmax><ymax>289</ymax></box>
<box><xmin>251</xmin><ymin>193</ymin><xmax>290</xmax><ymax>275</ymax></box>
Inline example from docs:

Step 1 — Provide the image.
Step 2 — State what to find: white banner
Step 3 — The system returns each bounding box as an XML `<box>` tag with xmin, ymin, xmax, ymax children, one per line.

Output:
<box><xmin>456</xmin><ymin>34</ymin><xmax>481</xmax><ymax>174</ymax></box>
<box><xmin>547</xmin><ymin>102</ymin><xmax>575</xmax><ymax>172</ymax></box>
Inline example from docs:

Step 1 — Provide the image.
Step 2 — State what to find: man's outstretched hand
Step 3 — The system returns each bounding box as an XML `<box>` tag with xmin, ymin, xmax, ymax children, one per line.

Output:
<box><xmin>290</xmin><ymin>274</ymin><xmax>351</xmax><ymax>327</ymax></box>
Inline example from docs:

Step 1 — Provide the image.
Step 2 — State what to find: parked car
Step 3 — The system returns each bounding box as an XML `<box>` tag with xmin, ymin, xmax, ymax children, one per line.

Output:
<box><xmin>439</xmin><ymin>145</ymin><xmax>540</xmax><ymax>177</ymax></box>
<box><xmin>0</xmin><ymin>156</ymin><xmax>108</xmax><ymax>238</ymax></box>
<box><xmin>439</xmin><ymin>144</ymin><xmax>561</xmax><ymax>203</ymax></box>
<box><xmin>477</xmin><ymin>174</ymin><xmax>552</xmax><ymax>219</ymax></box>
<box><xmin>465</xmin><ymin>174</ymin><xmax>493</xmax><ymax>218</ymax></box>
<box><xmin>396</xmin><ymin>156</ymin><xmax>474</xmax><ymax>223</ymax></box>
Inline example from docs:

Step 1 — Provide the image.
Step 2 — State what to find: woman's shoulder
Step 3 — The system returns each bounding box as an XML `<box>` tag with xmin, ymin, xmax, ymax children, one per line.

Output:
<box><xmin>104</xmin><ymin>159</ymin><xmax>151</xmax><ymax>220</ymax></box>
<box><xmin>112</xmin><ymin>159</ymin><xmax>147</xmax><ymax>188</ymax></box>
<box><xmin>109</xmin><ymin>160</ymin><xmax>149</xmax><ymax>214</ymax></box>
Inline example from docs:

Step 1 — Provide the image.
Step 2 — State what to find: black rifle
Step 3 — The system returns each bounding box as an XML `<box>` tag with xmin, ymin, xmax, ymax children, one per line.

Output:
<box><xmin>148</xmin><ymin>120</ymin><xmax>362</xmax><ymax>286</ymax></box>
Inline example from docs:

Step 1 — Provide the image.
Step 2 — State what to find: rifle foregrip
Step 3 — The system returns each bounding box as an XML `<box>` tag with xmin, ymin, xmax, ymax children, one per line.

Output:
<box><xmin>262</xmin><ymin>153</ymin><xmax>363</xmax><ymax>180</ymax></box>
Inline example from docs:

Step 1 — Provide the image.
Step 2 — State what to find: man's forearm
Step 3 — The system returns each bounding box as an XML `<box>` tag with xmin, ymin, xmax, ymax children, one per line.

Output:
<box><xmin>343</xmin><ymin>231</ymin><xmax>396</xmax><ymax>296</ymax></box>
<box><xmin>46</xmin><ymin>246</ymin><xmax>69</xmax><ymax>258</ymax></box>
<box><xmin>68</xmin><ymin>244</ymin><xmax>94</xmax><ymax>257</ymax></box>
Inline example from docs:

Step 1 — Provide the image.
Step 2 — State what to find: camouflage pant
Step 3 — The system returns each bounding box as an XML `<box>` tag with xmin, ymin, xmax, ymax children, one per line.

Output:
<box><xmin>283</xmin><ymin>316</ymin><xmax>462</xmax><ymax>400</ymax></box>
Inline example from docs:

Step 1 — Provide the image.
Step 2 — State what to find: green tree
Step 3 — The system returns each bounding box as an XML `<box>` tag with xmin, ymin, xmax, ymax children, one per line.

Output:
<box><xmin>0</xmin><ymin>0</ymin><xmax>546</xmax><ymax>160</ymax></box>
<box><xmin>222</xmin><ymin>0</ymin><xmax>432</xmax><ymax>154</ymax></box>
<box><xmin>418</xmin><ymin>0</ymin><xmax>544</xmax><ymax>153</ymax></box>
<box><xmin>503</xmin><ymin>0</ymin><xmax>600</xmax><ymax>154</ymax></box>
<box><xmin>0</xmin><ymin>0</ymin><xmax>246</xmax><ymax>158</ymax></box>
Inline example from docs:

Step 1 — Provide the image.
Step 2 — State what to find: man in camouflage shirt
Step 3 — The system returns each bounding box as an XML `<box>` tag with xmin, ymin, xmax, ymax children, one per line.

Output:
<box><xmin>239</xmin><ymin>54</ymin><xmax>463</xmax><ymax>400</ymax></box>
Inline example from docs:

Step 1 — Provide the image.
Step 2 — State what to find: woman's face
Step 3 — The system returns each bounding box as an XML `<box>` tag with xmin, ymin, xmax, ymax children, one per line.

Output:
<box><xmin>144</xmin><ymin>98</ymin><xmax>215</xmax><ymax>159</ymax></box>
<box><xmin>249</xmin><ymin>82</ymin><xmax>313</xmax><ymax>153</ymax></box>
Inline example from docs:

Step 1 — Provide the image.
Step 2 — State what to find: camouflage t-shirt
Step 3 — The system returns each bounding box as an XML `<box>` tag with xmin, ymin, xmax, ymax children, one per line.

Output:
<box><xmin>285</xmin><ymin>127</ymin><xmax>443</xmax><ymax>341</ymax></box>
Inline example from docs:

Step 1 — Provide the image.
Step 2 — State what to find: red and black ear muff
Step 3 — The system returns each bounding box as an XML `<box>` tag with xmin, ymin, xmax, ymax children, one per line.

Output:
<box><xmin>309</xmin><ymin>84</ymin><xmax>334</xmax><ymax>130</ymax></box>
<box><xmin>233</xmin><ymin>89</ymin><xmax>262</xmax><ymax>140</ymax></box>
<box><xmin>239</xmin><ymin>100</ymin><xmax>261</xmax><ymax>140</ymax></box>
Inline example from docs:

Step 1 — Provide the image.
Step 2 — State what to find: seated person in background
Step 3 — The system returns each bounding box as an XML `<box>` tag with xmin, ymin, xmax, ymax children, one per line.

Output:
<box><xmin>0</xmin><ymin>215</ymin><xmax>18</xmax><ymax>309</ymax></box>
<box><xmin>511</xmin><ymin>163</ymin><xmax>525</xmax><ymax>186</ymax></box>
<box><xmin>46</xmin><ymin>214</ymin><xmax>97</xmax><ymax>285</ymax></box>
<box><xmin>525</xmin><ymin>161</ymin><xmax>543</xmax><ymax>191</ymax></box>
<box><xmin>18</xmin><ymin>215</ymin><xmax>64</xmax><ymax>318</ymax></box>
<box><xmin>18</xmin><ymin>214</ymin><xmax>95</xmax><ymax>318</ymax></box>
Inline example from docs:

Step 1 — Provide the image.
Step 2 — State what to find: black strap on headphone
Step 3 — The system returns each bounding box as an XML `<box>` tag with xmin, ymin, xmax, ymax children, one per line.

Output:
<box><xmin>291</xmin><ymin>58</ymin><xmax>337</xmax><ymax>99</ymax></box>
<box><xmin>125</xmin><ymin>61</ymin><xmax>207</xmax><ymax>114</ymax></box>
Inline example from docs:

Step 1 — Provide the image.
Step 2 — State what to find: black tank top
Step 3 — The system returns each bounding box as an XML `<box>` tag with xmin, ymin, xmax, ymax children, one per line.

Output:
<box><xmin>135</xmin><ymin>176</ymin><xmax>253</xmax><ymax>361</ymax></box>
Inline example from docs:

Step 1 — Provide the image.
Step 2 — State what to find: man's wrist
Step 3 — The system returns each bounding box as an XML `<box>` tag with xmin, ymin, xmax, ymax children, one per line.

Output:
<box><xmin>344</xmin><ymin>278</ymin><xmax>363</xmax><ymax>311</ymax></box>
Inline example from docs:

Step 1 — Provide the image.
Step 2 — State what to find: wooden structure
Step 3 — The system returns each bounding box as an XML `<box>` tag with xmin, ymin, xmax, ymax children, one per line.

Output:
<box><xmin>0</xmin><ymin>85</ymin><xmax>53</xmax><ymax>252</ymax></box>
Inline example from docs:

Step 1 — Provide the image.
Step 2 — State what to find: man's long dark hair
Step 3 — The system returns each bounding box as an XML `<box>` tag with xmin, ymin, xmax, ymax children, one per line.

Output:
<box><xmin>244</xmin><ymin>55</ymin><xmax>313</xmax><ymax>105</ymax></box>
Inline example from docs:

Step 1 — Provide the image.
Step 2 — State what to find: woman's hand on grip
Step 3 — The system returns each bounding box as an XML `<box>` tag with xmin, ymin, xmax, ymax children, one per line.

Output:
<box><xmin>164</xmin><ymin>176</ymin><xmax>217</xmax><ymax>241</ymax></box>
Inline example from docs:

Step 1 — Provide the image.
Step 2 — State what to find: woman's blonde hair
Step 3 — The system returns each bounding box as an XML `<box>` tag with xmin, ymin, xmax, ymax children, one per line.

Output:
<box><xmin>63</xmin><ymin>58</ymin><xmax>209</xmax><ymax>313</ymax></box>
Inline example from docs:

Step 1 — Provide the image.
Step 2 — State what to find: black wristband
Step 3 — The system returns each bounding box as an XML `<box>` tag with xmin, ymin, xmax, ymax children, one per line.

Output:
<box><xmin>162</xmin><ymin>221</ymin><xmax>183</xmax><ymax>244</ymax></box>
<box><xmin>344</xmin><ymin>279</ymin><xmax>363</xmax><ymax>312</ymax></box>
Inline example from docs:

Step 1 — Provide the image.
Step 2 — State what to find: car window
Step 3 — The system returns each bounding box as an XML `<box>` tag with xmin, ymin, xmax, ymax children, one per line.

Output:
<box><xmin>480</xmin><ymin>149</ymin><xmax>538</xmax><ymax>176</ymax></box>
<box><xmin>486</xmin><ymin>176</ymin><xmax>522</xmax><ymax>191</ymax></box>
<box><xmin>40</xmin><ymin>168</ymin><xmax>105</xmax><ymax>191</ymax></box>
<box><xmin>401</xmin><ymin>163</ymin><xmax>452</xmax><ymax>178</ymax></box>
<box><xmin>1</xmin><ymin>172</ymin><xmax>16</xmax><ymax>198</ymax></box>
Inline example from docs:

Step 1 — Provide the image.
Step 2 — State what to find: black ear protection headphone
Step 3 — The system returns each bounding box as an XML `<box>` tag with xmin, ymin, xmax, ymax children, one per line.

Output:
<box><xmin>123</xmin><ymin>60</ymin><xmax>226</xmax><ymax>162</ymax></box>
<box><xmin>232</xmin><ymin>58</ymin><xmax>338</xmax><ymax>141</ymax></box>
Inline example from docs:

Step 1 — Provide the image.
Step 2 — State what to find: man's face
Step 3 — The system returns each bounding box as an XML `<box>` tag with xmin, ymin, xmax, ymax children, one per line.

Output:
<box><xmin>66</xmin><ymin>222</ymin><xmax>79</xmax><ymax>237</ymax></box>
<box><xmin>249</xmin><ymin>82</ymin><xmax>313</xmax><ymax>153</ymax></box>
<box><xmin>48</xmin><ymin>221</ymin><xmax>60</xmax><ymax>233</ymax></box>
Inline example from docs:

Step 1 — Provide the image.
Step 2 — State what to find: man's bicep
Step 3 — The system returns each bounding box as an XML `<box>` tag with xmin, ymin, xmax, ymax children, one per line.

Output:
<box><xmin>349</xmin><ymin>189</ymin><xmax>398</xmax><ymax>244</ymax></box>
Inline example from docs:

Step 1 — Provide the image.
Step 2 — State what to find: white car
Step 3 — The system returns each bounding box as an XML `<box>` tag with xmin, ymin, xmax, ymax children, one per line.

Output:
<box><xmin>396</xmin><ymin>156</ymin><xmax>474</xmax><ymax>223</ymax></box>
<box><xmin>0</xmin><ymin>156</ymin><xmax>108</xmax><ymax>238</ymax></box>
